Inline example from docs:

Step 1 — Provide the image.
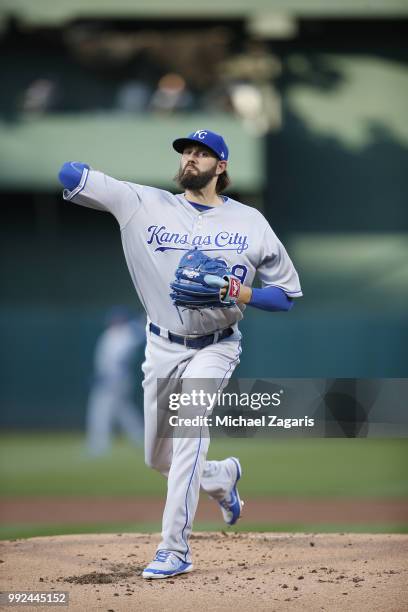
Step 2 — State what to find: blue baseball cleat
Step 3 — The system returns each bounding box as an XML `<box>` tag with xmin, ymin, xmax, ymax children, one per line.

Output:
<box><xmin>218</xmin><ymin>457</ymin><xmax>244</xmax><ymax>526</ymax></box>
<box><xmin>142</xmin><ymin>550</ymin><xmax>193</xmax><ymax>580</ymax></box>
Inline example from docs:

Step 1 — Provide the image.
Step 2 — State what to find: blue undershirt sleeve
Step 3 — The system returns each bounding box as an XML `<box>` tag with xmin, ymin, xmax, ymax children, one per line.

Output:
<box><xmin>248</xmin><ymin>286</ymin><xmax>294</xmax><ymax>312</ymax></box>
<box><xmin>58</xmin><ymin>161</ymin><xmax>90</xmax><ymax>190</ymax></box>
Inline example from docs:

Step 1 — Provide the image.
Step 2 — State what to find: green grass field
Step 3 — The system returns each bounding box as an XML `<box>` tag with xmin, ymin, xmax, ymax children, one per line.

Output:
<box><xmin>1</xmin><ymin>433</ymin><xmax>407</xmax><ymax>539</ymax></box>
<box><xmin>2</xmin><ymin>522</ymin><xmax>407</xmax><ymax>541</ymax></box>
<box><xmin>1</xmin><ymin>433</ymin><xmax>407</xmax><ymax>498</ymax></box>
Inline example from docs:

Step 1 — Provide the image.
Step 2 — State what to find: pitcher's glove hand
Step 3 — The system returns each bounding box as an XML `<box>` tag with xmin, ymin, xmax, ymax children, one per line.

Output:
<box><xmin>169</xmin><ymin>249</ymin><xmax>241</xmax><ymax>310</ymax></box>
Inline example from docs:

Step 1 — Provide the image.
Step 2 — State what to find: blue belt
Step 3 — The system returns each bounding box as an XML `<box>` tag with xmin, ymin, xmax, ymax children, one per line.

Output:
<box><xmin>149</xmin><ymin>323</ymin><xmax>234</xmax><ymax>349</ymax></box>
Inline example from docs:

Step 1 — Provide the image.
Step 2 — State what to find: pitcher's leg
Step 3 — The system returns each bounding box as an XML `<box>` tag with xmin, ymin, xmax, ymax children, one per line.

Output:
<box><xmin>158</xmin><ymin>337</ymin><xmax>241</xmax><ymax>559</ymax></box>
<box><xmin>142</xmin><ymin>331</ymin><xmax>194</xmax><ymax>477</ymax></box>
<box><xmin>201</xmin><ymin>459</ymin><xmax>238</xmax><ymax>497</ymax></box>
<box><xmin>143</xmin><ymin>371</ymin><xmax>173</xmax><ymax>476</ymax></box>
<box><xmin>159</xmin><ymin>432</ymin><xmax>210</xmax><ymax>563</ymax></box>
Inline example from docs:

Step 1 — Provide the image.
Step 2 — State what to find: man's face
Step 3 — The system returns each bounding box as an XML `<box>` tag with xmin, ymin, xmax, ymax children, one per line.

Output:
<box><xmin>175</xmin><ymin>144</ymin><xmax>225</xmax><ymax>191</ymax></box>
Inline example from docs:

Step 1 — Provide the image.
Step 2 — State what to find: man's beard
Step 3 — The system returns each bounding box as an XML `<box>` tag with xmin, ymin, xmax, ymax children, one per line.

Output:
<box><xmin>174</xmin><ymin>163</ymin><xmax>217</xmax><ymax>191</ymax></box>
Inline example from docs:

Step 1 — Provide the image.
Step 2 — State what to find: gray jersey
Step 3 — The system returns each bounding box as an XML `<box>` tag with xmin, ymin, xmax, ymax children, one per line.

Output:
<box><xmin>64</xmin><ymin>168</ymin><xmax>302</xmax><ymax>335</ymax></box>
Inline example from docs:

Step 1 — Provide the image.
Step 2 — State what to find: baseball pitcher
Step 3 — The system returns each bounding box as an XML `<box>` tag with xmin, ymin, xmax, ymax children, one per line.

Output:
<box><xmin>58</xmin><ymin>129</ymin><xmax>302</xmax><ymax>579</ymax></box>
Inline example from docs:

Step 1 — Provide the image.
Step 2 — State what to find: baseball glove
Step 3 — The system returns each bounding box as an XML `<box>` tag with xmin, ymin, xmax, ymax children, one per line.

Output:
<box><xmin>169</xmin><ymin>249</ymin><xmax>241</xmax><ymax>310</ymax></box>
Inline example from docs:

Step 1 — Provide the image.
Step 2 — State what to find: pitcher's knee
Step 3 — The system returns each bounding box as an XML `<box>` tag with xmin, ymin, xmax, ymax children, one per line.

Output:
<box><xmin>144</xmin><ymin>456</ymin><xmax>156</xmax><ymax>470</ymax></box>
<box><xmin>145</xmin><ymin>452</ymin><xmax>169</xmax><ymax>476</ymax></box>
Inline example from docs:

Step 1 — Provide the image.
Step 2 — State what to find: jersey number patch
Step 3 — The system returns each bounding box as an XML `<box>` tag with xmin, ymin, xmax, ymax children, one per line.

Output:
<box><xmin>217</xmin><ymin>260</ymin><xmax>248</xmax><ymax>284</ymax></box>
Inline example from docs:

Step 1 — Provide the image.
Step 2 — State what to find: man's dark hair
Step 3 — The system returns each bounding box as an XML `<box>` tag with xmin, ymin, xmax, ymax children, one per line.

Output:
<box><xmin>216</xmin><ymin>170</ymin><xmax>231</xmax><ymax>194</ymax></box>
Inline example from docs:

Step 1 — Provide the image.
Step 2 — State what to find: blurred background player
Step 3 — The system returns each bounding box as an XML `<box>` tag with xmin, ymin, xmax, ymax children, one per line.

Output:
<box><xmin>86</xmin><ymin>306</ymin><xmax>145</xmax><ymax>457</ymax></box>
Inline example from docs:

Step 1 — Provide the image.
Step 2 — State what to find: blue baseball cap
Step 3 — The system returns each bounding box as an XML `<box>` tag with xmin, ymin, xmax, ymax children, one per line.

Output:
<box><xmin>173</xmin><ymin>129</ymin><xmax>229</xmax><ymax>161</ymax></box>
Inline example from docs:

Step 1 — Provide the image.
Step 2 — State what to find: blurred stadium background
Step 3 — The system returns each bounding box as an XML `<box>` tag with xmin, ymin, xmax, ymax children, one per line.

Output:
<box><xmin>0</xmin><ymin>0</ymin><xmax>407</xmax><ymax>538</ymax></box>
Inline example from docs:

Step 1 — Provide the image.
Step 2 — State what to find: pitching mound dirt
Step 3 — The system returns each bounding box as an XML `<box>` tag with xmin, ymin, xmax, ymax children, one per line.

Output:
<box><xmin>1</xmin><ymin>532</ymin><xmax>407</xmax><ymax>611</ymax></box>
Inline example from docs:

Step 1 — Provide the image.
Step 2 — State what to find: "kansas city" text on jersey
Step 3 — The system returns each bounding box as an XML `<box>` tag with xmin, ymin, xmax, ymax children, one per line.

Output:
<box><xmin>147</xmin><ymin>225</ymin><xmax>249</xmax><ymax>254</ymax></box>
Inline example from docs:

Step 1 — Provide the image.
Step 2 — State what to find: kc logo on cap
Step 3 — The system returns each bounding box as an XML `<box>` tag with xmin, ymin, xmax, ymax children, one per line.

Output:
<box><xmin>193</xmin><ymin>130</ymin><xmax>208</xmax><ymax>140</ymax></box>
<box><xmin>172</xmin><ymin>129</ymin><xmax>229</xmax><ymax>161</ymax></box>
